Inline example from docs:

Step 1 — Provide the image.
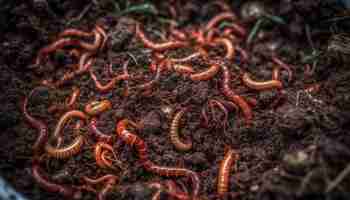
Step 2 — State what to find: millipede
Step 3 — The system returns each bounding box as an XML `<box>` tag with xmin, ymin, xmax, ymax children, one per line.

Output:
<box><xmin>170</xmin><ymin>108</ymin><xmax>193</xmax><ymax>151</ymax></box>
<box><xmin>217</xmin><ymin>149</ymin><xmax>239</xmax><ymax>196</ymax></box>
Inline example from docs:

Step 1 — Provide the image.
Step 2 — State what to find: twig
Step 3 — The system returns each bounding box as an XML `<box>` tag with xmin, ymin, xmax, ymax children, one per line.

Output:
<box><xmin>326</xmin><ymin>163</ymin><xmax>350</xmax><ymax>193</ymax></box>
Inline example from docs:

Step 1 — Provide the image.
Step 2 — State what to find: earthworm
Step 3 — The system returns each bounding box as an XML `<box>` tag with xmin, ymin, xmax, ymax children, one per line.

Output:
<box><xmin>170</xmin><ymin>108</ymin><xmax>192</xmax><ymax>151</ymax></box>
<box><xmin>149</xmin><ymin>181</ymin><xmax>190</xmax><ymax>200</ymax></box>
<box><xmin>45</xmin><ymin>120</ymin><xmax>85</xmax><ymax>159</ymax></box>
<box><xmin>271</xmin><ymin>56</ymin><xmax>293</xmax><ymax>82</ymax></box>
<box><xmin>205</xmin><ymin>12</ymin><xmax>237</xmax><ymax>31</ymax></box>
<box><xmin>211</xmin><ymin>38</ymin><xmax>235</xmax><ymax>60</ymax></box>
<box><xmin>170</xmin><ymin>52</ymin><xmax>202</xmax><ymax>63</ymax></box>
<box><xmin>95</xmin><ymin>25</ymin><xmax>107</xmax><ymax>50</ymax></box>
<box><xmin>59</xmin><ymin>28</ymin><xmax>93</xmax><ymax>38</ymax></box>
<box><xmin>79</xmin><ymin>29</ymin><xmax>102</xmax><ymax>52</ymax></box>
<box><xmin>23</xmin><ymin>88</ymin><xmax>48</xmax><ymax>154</ymax></box>
<box><xmin>32</xmin><ymin>163</ymin><xmax>82</xmax><ymax>199</ymax></box>
<box><xmin>83</xmin><ymin>175</ymin><xmax>118</xmax><ymax>200</ymax></box>
<box><xmin>52</xmin><ymin>110</ymin><xmax>88</xmax><ymax>141</ymax></box>
<box><xmin>235</xmin><ymin>45</ymin><xmax>249</xmax><ymax>63</ymax></box>
<box><xmin>190</xmin><ymin>64</ymin><xmax>220</xmax><ymax>81</ymax></box>
<box><xmin>48</xmin><ymin>86</ymin><xmax>80</xmax><ymax>113</ymax></box>
<box><xmin>173</xmin><ymin>64</ymin><xmax>195</xmax><ymax>75</ymax></box>
<box><xmin>84</xmin><ymin>99</ymin><xmax>112</xmax><ymax>116</ymax></box>
<box><xmin>89</xmin><ymin>68</ymin><xmax>129</xmax><ymax>93</ymax></box>
<box><xmin>272</xmin><ymin>67</ymin><xmax>280</xmax><ymax>80</ymax></box>
<box><xmin>94</xmin><ymin>142</ymin><xmax>118</xmax><ymax>169</ymax></box>
<box><xmin>116</xmin><ymin>119</ymin><xmax>200</xmax><ymax>199</ymax></box>
<box><xmin>222</xmin><ymin>24</ymin><xmax>247</xmax><ymax>38</ymax></box>
<box><xmin>170</xmin><ymin>28</ymin><xmax>188</xmax><ymax>41</ymax></box>
<box><xmin>242</xmin><ymin>72</ymin><xmax>283</xmax><ymax>90</ymax></box>
<box><xmin>35</xmin><ymin>38</ymin><xmax>82</xmax><ymax>65</ymax></box>
<box><xmin>217</xmin><ymin>149</ymin><xmax>239</xmax><ymax>196</ymax></box>
<box><xmin>134</xmin><ymin>63</ymin><xmax>161</xmax><ymax>91</ymax></box>
<box><xmin>89</xmin><ymin>118</ymin><xmax>113</xmax><ymax>143</ymax></box>
<box><xmin>136</xmin><ymin>24</ymin><xmax>187</xmax><ymax>51</ymax></box>
<box><xmin>208</xmin><ymin>99</ymin><xmax>229</xmax><ymax>127</ymax></box>
<box><xmin>221</xmin><ymin>65</ymin><xmax>253</xmax><ymax>125</ymax></box>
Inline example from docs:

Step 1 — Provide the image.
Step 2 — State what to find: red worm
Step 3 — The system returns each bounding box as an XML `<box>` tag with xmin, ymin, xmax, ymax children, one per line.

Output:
<box><xmin>221</xmin><ymin>65</ymin><xmax>253</xmax><ymax>125</ymax></box>
<box><xmin>190</xmin><ymin>64</ymin><xmax>220</xmax><ymax>81</ymax></box>
<box><xmin>222</xmin><ymin>23</ymin><xmax>247</xmax><ymax>38</ymax></box>
<box><xmin>89</xmin><ymin>118</ymin><xmax>113</xmax><ymax>143</ymax></box>
<box><xmin>116</xmin><ymin>119</ymin><xmax>200</xmax><ymax>199</ymax></box>
<box><xmin>59</xmin><ymin>28</ymin><xmax>93</xmax><ymax>38</ymax></box>
<box><xmin>170</xmin><ymin>28</ymin><xmax>188</xmax><ymax>41</ymax></box>
<box><xmin>35</xmin><ymin>38</ymin><xmax>82</xmax><ymax>65</ymax></box>
<box><xmin>205</xmin><ymin>12</ymin><xmax>237</xmax><ymax>31</ymax></box>
<box><xmin>32</xmin><ymin>163</ymin><xmax>82</xmax><ymax>199</ymax></box>
<box><xmin>48</xmin><ymin>86</ymin><xmax>80</xmax><ymax>113</ymax></box>
<box><xmin>235</xmin><ymin>45</ymin><xmax>249</xmax><ymax>63</ymax></box>
<box><xmin>95</xmin><ymin>25</ymin><xmax>107</xmax><ymax>50</ymax></box>
<box><xmin>271</xmin><ymin>56</ymin><xmax>293</xmax><ymax>82</ymax></box>
<box><xmin>23</xmin><ymin>88</ymin><xmax>48</xmax><ymax>154</ymax></box>
<box><xmin>79</xmin><ymin>29</ymin><xmax>103</xmax><ymax>52</ymax></box>
<box><xmin>170</xmin><ymin>52</ymin><xmax>202</xmax><ymax>63</ymax></box>
<box><xmin>89</xmin><ymin>68</ymin><xmax>129</xmax><ymax>93</ymax></box>
<box><xmin>134</xmin><ymin>63</ymin><xmax>161</xmax><ymax>91</ymax></box>
<box><xmin>242</xmin><ymin>72</ymin><xmax>283</xmax><ymax>90</ymax></box>
<box><xmin>83</xmin><ymin>175</ymin><xmax>118</xmax><ymax>200</ymax></box>
<box><xmin>211</xmin><ymin>38</ymin><xmax>235</xmax><ymax>60</ymax></box>
<box><xmin>217</xmin><ymin>149</ymin><xmax>239</xmax><ymax>196</ymax></box>
<box><xmin>148</xmin><ymin>181</ymin><xmax>191</xmax><ymax>200</ymax></box>
<box><xmin>84</xmin><ymin>99</ymin><xmax>112</xmax><ymax>116</ymax></box>
<box><xmin>136</xmin><ymin>24</ymin><xmax>187</xmax><ymax>51</ymax></box>
<box><xmin>170</xmin><ymin>108</ymin><xmax>192</xmax><ymax>151</ymax></box>
<box><xmin>94</xmin><ymin>142</ymin><xmax>117</xmax><ymax>169</ymax></box>
<box><xmin>173</xmin><ymin>64</ymin><xmax>195</xmax><ymax>75</ymax></box>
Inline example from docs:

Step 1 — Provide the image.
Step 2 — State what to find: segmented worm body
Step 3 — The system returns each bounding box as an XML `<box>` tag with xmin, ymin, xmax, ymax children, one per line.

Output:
<box><xmin>89</xmin><ymin>68</ymin><xmax>129</xmax><ymax>93</ymax></box>
<box><xmin>217</xmin><ymin>149</ymin><xmax>239</xmax><ymax>196</ymax></box>
<box><xmin>271</xmin><ymin>56</ymin><xmax>293</xmax><ymax>82</ymax></box>
<box><xmin>170</xmin><ymin>109</ymin><xmax>192</xmax><ymax>151</ymax></box>
<box><xmin>32</xmin><ymin>164</ymin><xmax>82</xmax><ymax>199</ymax></box>
<box><xmin>221</xmin><ymin>65</ymin><xmax>253</xmax><ymax>125</ymax></box>
<box><xmin>170</xmin><ymin>52</ymin><xmax>201</xmax><ymax>63</ymax></box>
<box><xmin>23</xmin><ymin>89</ymin><xmax>48</xmax><ymax>154</ymax></box>
<box><xmin>84</xmin><ymin>100</ymin><xmax>112</xmax><ymax>116</ymax></box>
<box><xmin>45</xmin><ymin>120</ymin><xmax>85</xmax><ymax>159</ymax></box>
<box><xmin>83</xmin><ymin>175</ymin><xmax>118</xmax><ymax>200</ymax></box>
<box><xmin>136</xmin><ymin>24</ymin><xmax>187</xmax><ymax>51</ymax></box>
<box><xmin>48</xmin><ymin>86</ymin><xmax>80</xmax><ymax>113</ymax></box>
<box><xmin>59</xmin><ymin>28</ymin><xmax>93</xmax><ymax>38</ymax></box>
<box><xmin>173</xmin><ymin>64</ymin><xmax>195</xmax><ymax>75</ymax></box>
<box><xmin>79</xmin><ymin>29</ymin><xmax>103</xmax><ymax>52</ymax></box>
<box><xmin>190</xmin><ymin>64</ymin><xmax>220</xmax><ymax>81</ymax></box>
<box><xmin>94</xmin><ymin>142</ymin><xmax>117</xmax><ymax>169</ymax></box>
<box><xmin>52</xmin><ymin>110</ymin><xmax>88</xmax><ymax>139</ymax></box>
<box><xmin>116</xmin><ymin>119</ymin><xmax>200</xmax><ymax>199</ymax></box>
<box><xmin>212</xmin><ymin>38</ymin><xmax>235</xmax><ymax>60</ymax></box>
<box><xmin>89</xmin><ymin>118</ymin><xmax>113</xmax><ymax>143</ymax></box>
<box><xmin>242</xmin><ymin>72</ymin><xmax>283</xmax><ymax>90</ymax></box>
<box><xmin>205</xmin><ymin>12</ymin><xmax>237</xmax><ymax>31</ymax></box>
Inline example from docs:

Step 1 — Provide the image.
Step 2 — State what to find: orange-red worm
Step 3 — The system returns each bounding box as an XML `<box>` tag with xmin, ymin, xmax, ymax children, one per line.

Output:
<box><xmin>217</xmin><ymin>149</ymin><xmax>239</xmax><ymax>196</ymax></box>
<box><xmin>211</xmin><ymin>38</ymin><xmax>235</xmax><ymax>60</ymax></box>
<box><xmin>173</xmin><ymin>64</ymin><xmax>195</xmax><ymax>75</ymax></box>
<box><xmin>242</xmin><ymin>72</ymin><xmax>283</xmax><ymax>90</ymax></box>
<box><xmin>59</xmin><ymin>28</ymin><xmax>93</xmax><ymax>38</ymax></box>
<box><xmin>79</xmin><ymin>29</ymin><xmax>103</xmax><ymax>52</ymax></box>
<box><xmin>136</xmin><ymin>24</ymin><xmax>187</xmax><ymax>51</ymax></box>
<box><xmin>45</xmin><ymin>120</ymin><xmax>85</xmax><ymax>159</ymax></box>
<box><xmin>190</xmin><ymin>64</ymin><xmax>220</xmax><ymax>81</ymax></box>
<box><xmin>23</xmin><ymin>88</ymin><xmax>48</xmax><ymax>154</ymax></box>
<box><xmin>170</xmin><ymin>108</ymin><xmax>192</xmax><ymax>151</ymax></box>
<box><xmin>84</xmin><ymin>99</ymin><xmax>112</xmax><ymax>116</ymax></box>
<box><xmin>170</xmin><ymin>52</ymin><xmax>202</xmax><ymax>63</ymax></box>
<box><xmin>205</xmin><ymin>12</ymin><xmax>237</xmax><ymax>31</ymax></box>
<box><xmin>83</xmin><ymin>175</ymin><xmax>118</xmax><ymax>200</ymax></box>
<box><xmin>32</xmin><ymin>163</ymin><xmax>82</xmax><ymax>199</ymax></box>
<box><xmin>89</xmin><ymin>118</ymin><xmax>113</xmax><ymax>143</ymax></box>
<box><xmin>221</xmin><ymin>65</ymin><xmax>253</xmax><ymax>125</ymax></box>
<box><xmin>89</xmin><ymin>68</ymin><xmax>129</xmax><ymax>93</ymax></box>
<box><xmin>271</xmin><ymin>56</ymin><xmax>293</xmax><ymax>82</ymax></box>
<box><xmin>94</xmin><ymin>142</ymin><xmax>117</xmax><ymax>169</ymax></box>
<box><xmin>116</xmin><ymin>119</ymin><xmax>200</xmax><ymax>199</ymax></box>
<box><xmin>52</xmin><ymin>110</ymin><xmax>88</xmax><ymax>140</ymax></box>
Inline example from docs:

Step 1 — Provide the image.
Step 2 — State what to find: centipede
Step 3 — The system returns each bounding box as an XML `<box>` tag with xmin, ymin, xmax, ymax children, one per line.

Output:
<box><xmin>45</xmin><ymin>120</ymin><xmax>85</xmax><ymax>159</ymax></box>
<box><xmin>116</xmin><ymin>119</ymin><xmax>200</xmax><ymax>199</ymax></box>
<box><xmin>190</xmin><ymin>64</ymin><xmax>220</xmax><ymax>81</ymax></box>
<box><xmin>221</xmin><ymin>64</ymin><xmax>253</xmax><ymax>125</ymax></box>
<box><xmin>217</xmin><ymin>149</ymin><xmax>239</xmax><ymax>196</ymax></box>
<box><xmin>170</xmin><ymin>108</ymin><xmax>193</xmax><ymax>151</ymax></box>
<box><xmin>242</xmin><ymin>72</ymin><xmax>283</xmax><ymax>90</ymax></box>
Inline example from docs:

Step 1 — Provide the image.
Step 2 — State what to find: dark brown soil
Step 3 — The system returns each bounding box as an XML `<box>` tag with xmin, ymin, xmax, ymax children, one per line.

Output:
<box><xmin>1</xmin><ymin>0</ymin><xmax>350</xmax><ymax>200</ymax></box>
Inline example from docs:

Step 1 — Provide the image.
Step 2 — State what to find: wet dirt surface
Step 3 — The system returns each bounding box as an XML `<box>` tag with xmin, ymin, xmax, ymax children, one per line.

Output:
<box><xmin>1</xmin><ymin>0</ymin><xmax>350</xmax><ymax>200</ymax></box>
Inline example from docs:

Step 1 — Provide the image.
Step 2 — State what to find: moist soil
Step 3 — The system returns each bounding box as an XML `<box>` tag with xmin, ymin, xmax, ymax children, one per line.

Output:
<box><xmin>1</xmin><ymin>0</ymin><xmax>350</xmax><ymax>200</ymax></box>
